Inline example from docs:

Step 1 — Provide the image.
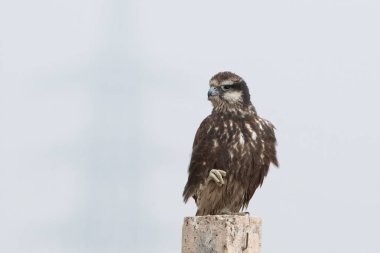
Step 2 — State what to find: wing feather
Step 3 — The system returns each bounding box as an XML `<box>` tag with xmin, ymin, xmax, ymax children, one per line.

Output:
<box><xmin>182</xmin><ymin>116</ymin><xmax>212</xmax><ymax>202</ymax></box>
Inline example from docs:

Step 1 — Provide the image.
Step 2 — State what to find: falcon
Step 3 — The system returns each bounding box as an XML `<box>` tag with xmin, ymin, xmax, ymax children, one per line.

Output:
<box><xmin>183</xmin><ymin>71</ymin><xmax>278</xmax><ymax>216</ymax></box>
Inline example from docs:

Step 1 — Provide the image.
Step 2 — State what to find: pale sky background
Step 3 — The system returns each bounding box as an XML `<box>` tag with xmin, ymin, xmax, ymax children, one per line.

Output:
<box><xmin>0</xmin><ymin>0</ymin><xmax>379</xmax><ymax>252</ymax></box>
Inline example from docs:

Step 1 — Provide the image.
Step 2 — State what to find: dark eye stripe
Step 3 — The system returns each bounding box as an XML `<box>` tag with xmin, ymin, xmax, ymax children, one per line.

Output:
<box><xmin>222</xmin><ymin>85</ymin><xmax>233</xmax><ymax>90</ymax></box>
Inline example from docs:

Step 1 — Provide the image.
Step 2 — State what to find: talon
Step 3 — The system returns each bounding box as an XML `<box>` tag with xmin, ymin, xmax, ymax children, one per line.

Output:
<box><xmin>208</xmin><ymin>169</ymin><xmax>227</xmax><ymax>186</ymax></box>
<box><xmin>209</xmin><ymin>173</ymin><xmax>220</xmax><ymax>184</ymax></box>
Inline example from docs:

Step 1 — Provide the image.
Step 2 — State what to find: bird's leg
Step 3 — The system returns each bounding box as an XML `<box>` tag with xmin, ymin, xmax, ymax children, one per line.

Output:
<box><xmin>207</xmin><ymin>169</ymin><xmax>226</xmax><ymax>186</ymax></box>
<box><xmin>219</xmin><ymin>209</ymin><xmax>234</xmax><ymax>215</ymax></box>
<box><xmin>219</xmin><ymin>209</ymin><xmax>250</xmax><ymax>216</ymax></box>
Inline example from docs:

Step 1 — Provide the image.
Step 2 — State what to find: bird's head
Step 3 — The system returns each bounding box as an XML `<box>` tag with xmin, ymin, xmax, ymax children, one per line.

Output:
<box><xmin>208</xmin><ymin>71</ymin><xmax>251</xmax><ymax>110</ymax></box>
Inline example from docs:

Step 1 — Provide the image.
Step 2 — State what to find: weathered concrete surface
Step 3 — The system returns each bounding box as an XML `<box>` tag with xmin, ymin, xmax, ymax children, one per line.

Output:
<box><xmin>182</xmin><ymin>215</ymin><xmax>262</xmax><ymax>253</ymax></box>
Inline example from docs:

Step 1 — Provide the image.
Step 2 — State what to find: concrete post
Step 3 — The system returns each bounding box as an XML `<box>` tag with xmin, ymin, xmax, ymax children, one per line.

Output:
<box><xmin>182</xmin><ymin>215</ymin><xmax>262</xmax><ymax>253</ymax></box>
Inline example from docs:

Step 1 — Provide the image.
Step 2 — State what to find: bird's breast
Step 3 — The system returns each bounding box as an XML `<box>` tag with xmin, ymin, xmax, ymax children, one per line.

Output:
<box><xmin>205</xmin><ymin>116</ymin><xmax>267</xmax><ymax>167</ymax></box>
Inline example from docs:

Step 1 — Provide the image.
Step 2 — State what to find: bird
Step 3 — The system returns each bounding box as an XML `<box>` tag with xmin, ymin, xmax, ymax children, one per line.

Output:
<box><xmin>183</xmin><ymin>71</ymin><xmax>278</xmax><ymax>216</ymax></box>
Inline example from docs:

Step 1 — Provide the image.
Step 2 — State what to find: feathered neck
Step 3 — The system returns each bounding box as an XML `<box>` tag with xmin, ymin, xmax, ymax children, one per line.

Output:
<box><xmin>212</xmin><ymin>103</ymin><xmax>257</xmax><ymax>118</ymax></box>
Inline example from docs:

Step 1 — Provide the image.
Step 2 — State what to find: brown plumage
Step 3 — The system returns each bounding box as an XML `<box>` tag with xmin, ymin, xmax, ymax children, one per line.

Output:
<box><xmin>183</xmin><ymin>71</ymin><xmax>278</xmax><ymax>216</ymax></box>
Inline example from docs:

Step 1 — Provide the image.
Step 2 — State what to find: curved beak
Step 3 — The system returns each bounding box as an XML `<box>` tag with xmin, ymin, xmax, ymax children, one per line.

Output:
<box><xmin>208</xmin><ymin>86</ymin><xmax>219</xmax><ymax>97</ymax></box>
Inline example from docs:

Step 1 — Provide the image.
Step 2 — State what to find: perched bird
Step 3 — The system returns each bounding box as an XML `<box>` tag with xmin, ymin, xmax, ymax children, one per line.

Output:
<box><xmin>183</xmin><ymin>71</ymin><xmax>278</xmax><ymax>216</ymax></box>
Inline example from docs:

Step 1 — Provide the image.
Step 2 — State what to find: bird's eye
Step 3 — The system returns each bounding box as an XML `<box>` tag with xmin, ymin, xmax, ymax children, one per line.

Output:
<box><xmin>222</xmin><ymin>85</ymin><xmax>232</xmax><ymax>90</ymax></box>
